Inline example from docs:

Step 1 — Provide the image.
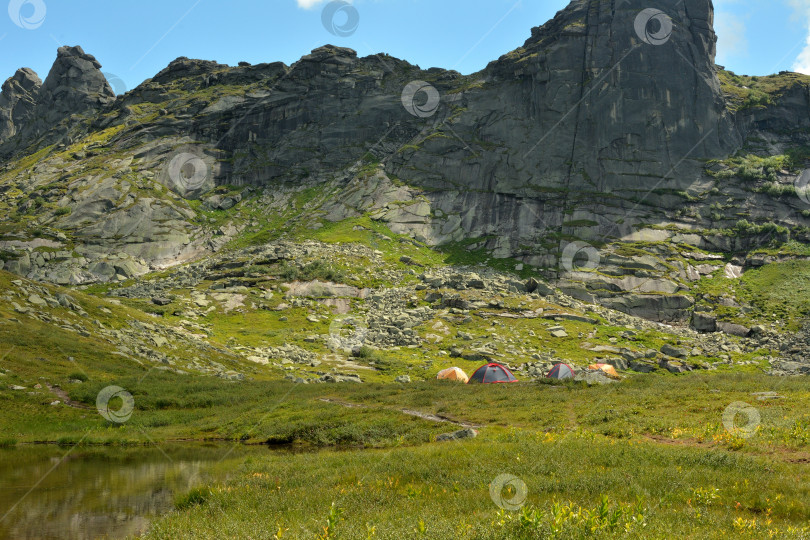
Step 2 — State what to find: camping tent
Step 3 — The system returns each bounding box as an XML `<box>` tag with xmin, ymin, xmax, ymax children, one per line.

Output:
<box><xmin>437</xmin><ymin>367</ymin><xmax>469</xmax><ymax>383</ymax></box>
<box><xmin>588</xmin><ymin>363</ymin><xmax>620</xmax><ymax>379</ymax></box>
<box><xmin>546</xmin><ymin>363</ymin><xmax>575</xmax><ymax>380</ymax></box>
<box><xmin>468</xmin><ymin>363</ymin><xmax>518</xmax><ymax>384</ymax></box>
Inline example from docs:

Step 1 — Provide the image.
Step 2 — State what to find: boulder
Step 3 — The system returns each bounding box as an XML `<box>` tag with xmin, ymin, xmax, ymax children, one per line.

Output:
<box><xmin>526</xmin><ymin>277</ymin><xmax>553</xmax><ymax>296</ymax></box>
<box><xmin>691</xmin><ymin>311</ymin><xmax>717</xmax><ymax>332</ymax></box>
<box><xmin>284</xmin><ymin>280</ymin><xmax>364</xmax><ymax>298</ymax></box>
<box><xmin>548</xmin><ymin>326</ymin><xmax>568</xmax><ymax>338</ymax></box>
<box><xmin>717</xmin><ymin>321</ymin><xmax>751</xmax><ymax>337</ymax></box>
<box><xmin>659</xmin><ymin>358</ymin><xmax>691</xmax><ymax>373</ymax></box>
<box><xmin>661</xmin><ymin>344</ymin><xmax>688</xmax><ymax>358</ymax></box>
<box><xmin>27</xmin><ymin>294</ymin><xmax>47</xmax><ymax>307</ymax></box>
<box><xmin>724</xmin><ymin>264</ymin><xmax>743</xmax><ymax>279</ymax></box>
<box><xmin>603</xmin><ymin>357</ymin><xmax>629</xmax><ymax>371</ymax></box>
<box><xmin>4</xmin><ymin>253</ymin><xmax>31</xmax><ymax>276</ymax></box>
<box><xmin>320</xmin><ymin>374</ymin><xmax>363</xmax><ymax>383</ymax></box>
<box><xmin>629</xmin><ymin>361</ymin><xmax>658</xmax><ymax>373</ymax></box>
<box><xmin>442</xmin><ymin>296</ymin><xmax>470</xmax><ymax>310</ymax></box>
<box><xmin>599</xmin><ymin>294</ymin><xmax>694</xmax><ymax>323</ymax></box>
<box><xmin>436</xmin><ymin>428</ymin><xmax>478</xmax><ymax>442</ymax></box>
<box><xmin>113</xmin><ymin>259</ymin><xmax>148</xmax><ymax>279</ymax></box>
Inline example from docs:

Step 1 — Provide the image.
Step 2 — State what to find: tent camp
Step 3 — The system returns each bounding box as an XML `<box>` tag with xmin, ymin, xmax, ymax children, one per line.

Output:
<box><xmin>546</xmin><ymin>363</ymin><xmax>575</xmax><ymax>380</ymax></box>
<box><xmin>437</xmin><ymin>367</ymin><xmax>469</xmax><ymax>383</ymax></box>
<box><xmin>588</xmin><ymin>363</ymin><xmax>620</xmax><ymax>379</ymax></box>
<box><xmin>468</xmin><ymin>363</ymin><xmax>518</xmax><ymax>384</ymax></box>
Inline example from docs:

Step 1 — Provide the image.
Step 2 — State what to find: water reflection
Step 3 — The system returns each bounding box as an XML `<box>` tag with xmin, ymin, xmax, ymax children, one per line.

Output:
<box><xmin>0</xmin><ymin>443</ymin><xmax>264</xmax><ymax>539</ymax></box>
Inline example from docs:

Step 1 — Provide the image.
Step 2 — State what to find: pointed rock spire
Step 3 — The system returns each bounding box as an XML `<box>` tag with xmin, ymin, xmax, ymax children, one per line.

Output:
<box><xmin>40</xmin><ymin>45</ymin><xmax>115</xmax><ymax>111</ymax></box>
<box><xmin>0</xmin><ymin>46</ymin><xmax>115</xmax><ymax>151</ymax></box>
<box><xmin>0</xmin><ymin>68</ymin><xmax>42</xmax><ymax>141</ymax></box>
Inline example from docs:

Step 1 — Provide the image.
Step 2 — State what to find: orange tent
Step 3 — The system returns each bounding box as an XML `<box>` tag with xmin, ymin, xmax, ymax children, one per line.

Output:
<box><xmin>588</xmin><ymin>363</ymin><xmax>621</xmax><ymax>379</ymax></box>
<box><xmin>437</xmin><ymin>367</ymin><xmax>469</xmax><ymax>383</ymax></box>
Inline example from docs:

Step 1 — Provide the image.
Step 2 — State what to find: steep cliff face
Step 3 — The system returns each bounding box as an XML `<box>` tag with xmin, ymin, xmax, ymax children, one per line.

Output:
<box><xmin>730</xmin><ymin>71</ymin><xmax>810</xmax><ymax>150</ymax></box>
<box><xmin>413</xmin><ymin>0</ymin><xmax>737</xmax><ymax>190</ymax></box>
<box><xmin>0</xmin><ymin>0</ymin><xmax>808</xmax><ymax>323</ymax></box>
<box><xmin>384</xmin><ymin>0</ymin><xmax>743</xmax><ymax>261</ymax></box>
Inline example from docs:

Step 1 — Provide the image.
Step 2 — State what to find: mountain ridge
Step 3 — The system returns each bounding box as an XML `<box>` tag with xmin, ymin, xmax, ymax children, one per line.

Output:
<box><xmin>0</xmin><ymin>0</ymin><xmax>808</xmax><ymax>328</ymax></box>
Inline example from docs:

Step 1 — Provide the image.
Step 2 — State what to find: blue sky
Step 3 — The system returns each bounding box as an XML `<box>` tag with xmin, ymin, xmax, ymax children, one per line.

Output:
<box><xmin>1</xmin><ymin>0</ymin><xmax>808</xmax><ymax>95</ymax></box>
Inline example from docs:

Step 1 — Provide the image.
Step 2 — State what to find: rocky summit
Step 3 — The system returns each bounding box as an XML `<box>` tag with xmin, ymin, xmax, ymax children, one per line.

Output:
<box><xmin>0</xmin><ymin>0</ymin><xmax>809</xmax><ymax>380</ymax></box>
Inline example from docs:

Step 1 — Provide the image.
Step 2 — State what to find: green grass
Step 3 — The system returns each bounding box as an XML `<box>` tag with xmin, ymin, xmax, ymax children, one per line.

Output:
<box><xmin>145</xmin><ymin>436</ymin><xmax>810</xmax><ymax>538</ymax></box>
<box><xmin>139</xmin><ymin>374</ymin><xmax>810</xmax><ymax>538</ymax></box>
<box><xmin>2</xmin><ymin>263</ymin><xmax>810</xmax><ymax>537</ymax></box>
<box><xmin>737</xmin><ymin>260</ymin><xmax>810</xmax><ymax>328</ymax></box>
<box><xmin>278</xmin><ymin>260</ymin><xmax>346</xmax><ymax>283</ymax></box>
<box><xmin>707</xmin><ymin>153</ymin><xmax>791</xmax><ymax>182</ymax></box>
<box><xmin>692</xmin><ymin>259</ymin><xmax>810</xmax><ymax>329</ymax></box>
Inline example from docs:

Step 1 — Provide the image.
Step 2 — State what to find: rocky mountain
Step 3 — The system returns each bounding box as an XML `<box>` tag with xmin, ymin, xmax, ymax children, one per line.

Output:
<box><xmin>0</xmin><ymin>0</ymin><xmax>809</xmax><ymax>339</ymax></box>
<box><xmin>0</xmin><ymin>46</ymin><xmax>114</xmax><ymax>154</ymax></box>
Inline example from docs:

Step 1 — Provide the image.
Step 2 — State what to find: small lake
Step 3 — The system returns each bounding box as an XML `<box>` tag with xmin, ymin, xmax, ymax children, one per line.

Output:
<box><xmin>0</xmin><ymin>443</ymin><xmax>273</xmax><ymax>539</ymax></box>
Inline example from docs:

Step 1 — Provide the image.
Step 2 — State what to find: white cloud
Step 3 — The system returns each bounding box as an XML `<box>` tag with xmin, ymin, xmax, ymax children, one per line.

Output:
<box><xmin>296</xmin><ymin>0</ymin><xmax>326</xmax><ymax>9</ymax></box>
<box><xmin>795</xmin><ymin>34</ymin><xmax>810</xmax><ymax>73</ymax></box>
<box><xmin>296</xmin><ymin>0</ymin><xmax>353</xmax><ymax>8</ymax></box>
<box><xmin>788</xmin><ymin>0</ymin><xmax>810</xmax><ymax>73</ymax></box>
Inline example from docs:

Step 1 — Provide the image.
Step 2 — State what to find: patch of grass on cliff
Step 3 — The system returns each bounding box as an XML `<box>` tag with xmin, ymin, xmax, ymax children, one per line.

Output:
<box><xmin>707</xmin><ymin>153</ymin><xmax>791</xmax><ymax>181</ymax></box>
<box><xmin>736</xmin><ymin>259</ymin><xmax>810</xmax><ymax>329</ymax></box>
<box><xmin>3</xmin><ymin>145</ymin><xmax>55</xmax><ymax>179</ymax></box>
<box><xmin>276</xmin><ymin>260</ymin><xmax>346</xmax><ymax>283</ymax></box>
<box><xmin>692</xmin><ymin>259</ymin><xmax>810</xmax><ymax>329</ymax></box>
<box><xmin>311</xmin><ymin>216</ymin><xmax>445</xmax><ymax>270</ymax></box>
<box><xmin>749</xmin><ymin>240</ymin><xmax>810</xmax><ymax>257</ymax></box>
<box><xmin>719</xmin><ymin>69</ymin><xmax>810</xmax><ymax>112</ymax></box>
<box><xmin>438</xmin><ymin>238</ymin><xmax>538</xmax><ymax>278</ymax></box>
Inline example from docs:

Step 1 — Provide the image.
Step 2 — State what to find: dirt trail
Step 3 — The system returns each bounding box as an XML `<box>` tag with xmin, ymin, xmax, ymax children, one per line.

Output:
<box><xmin>318</xmin><ymin>398</ymin><xmax>482</xmax><ymax>428</ymax></box>
<box><xmin>46</xmin><ymin>384</ymin><xmax>93</xmax><ymax>410</ymax></box>
<box><xmin>566</xmin><ymin>402</ymin><xmax>578</xmax><ymax>429</ymax></box>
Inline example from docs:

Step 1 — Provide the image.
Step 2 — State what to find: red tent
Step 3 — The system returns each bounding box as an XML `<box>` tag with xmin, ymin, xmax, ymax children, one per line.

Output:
<box><xmin>467</xmin><ymin>363</ymin><xmax>519</xmax><ymax>384</ymax></box>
